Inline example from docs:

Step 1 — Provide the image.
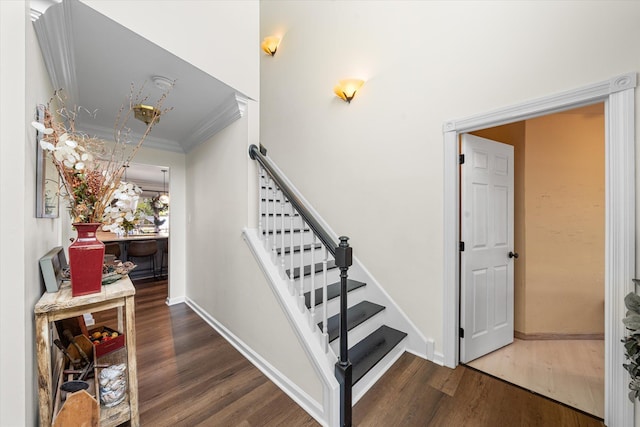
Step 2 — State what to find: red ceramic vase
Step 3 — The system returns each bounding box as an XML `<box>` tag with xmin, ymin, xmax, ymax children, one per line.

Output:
<box><xmin>69</xmin><ymin>223</ymin><xmax>105</xmax><ymax>297</ymax></box>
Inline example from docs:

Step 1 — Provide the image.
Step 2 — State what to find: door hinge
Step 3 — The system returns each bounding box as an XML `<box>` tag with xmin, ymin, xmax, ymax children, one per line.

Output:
<box><xmin>459</xmin><ymin>154</ymin><xmax>465</xmax><ymax>164</ymax></box>
<box><xmin>459</xmin><ymin>241</ymin><xmax>465</xmax><ymax>251</ymax></box>
<box><xmin>459</xmin><ymin>327</ymin><xmax>465</xmax><ymax>338</ymax></box>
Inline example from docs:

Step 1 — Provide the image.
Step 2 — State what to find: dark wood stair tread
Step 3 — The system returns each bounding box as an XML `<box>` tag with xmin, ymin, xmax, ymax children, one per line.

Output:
<box><xmin>276</xmin><ymin>243</ymin><xmax>323</xmax><ymax>255</ymax></box>
<box><xmin>262</xmin><ymin>212</ymin><xmax>299</xmax><ymax>217</ymax></box>
<box><xmin>350</xmin><ymin>325</ymin><xmax>407</xmax><ymax>385</ymax></box>
<box><xmin>304</xmin><ymin>279</ymin><xmax>366</xmax><ymax>308</ymax></box>
<box><xmin>319</xmin><ymin>301</ymin><xmax>385</xmax><ymax>342</ymax></box>
<box><xmin>286</xmin><ymin>261</ymin><xmax>336</xmax><ymax>279</ymax></box>
<box><xmin>263</xmin><ymin>228</ymin><xmax>309</xmax><ymax>235</ymax></box>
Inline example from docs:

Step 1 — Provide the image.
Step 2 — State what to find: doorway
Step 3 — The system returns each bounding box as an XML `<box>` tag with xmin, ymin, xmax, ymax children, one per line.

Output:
<box><xmin>123</xmin><ymin>162</ymin><xmax>170</xmax><ymax>296</ymax></box>
<box><xmin>460</xmin><ymin>105</ymin><xmax>605</xmax><ymax>417</ymax></box>
<box><xmin>442</xmin><ymin>72</ymin><xmax>636</xmax><ymax>427</ymax></box>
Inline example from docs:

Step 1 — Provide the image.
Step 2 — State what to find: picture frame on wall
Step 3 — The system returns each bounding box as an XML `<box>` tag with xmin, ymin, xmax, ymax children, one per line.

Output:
<box><xmin>35</xmin><ymin>104</ymin><xmax>60</xmax><ymax>218</ymax></box>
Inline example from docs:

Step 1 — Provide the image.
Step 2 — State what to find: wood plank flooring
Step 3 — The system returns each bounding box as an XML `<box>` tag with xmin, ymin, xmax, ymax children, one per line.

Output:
<box><xmin>95</xmin><ymin>280</ymin><xmax>316</xmax><ymax>426</ymax></box>
<box><xmin>467</xmin><ymin>338</ymin><xmax>604</xmax><ymax>418</ymax></box>
<box><xmin>355</xmin><ymin>354</ymin><xmax>603</xmax><ymax>427</ymax></box>
<box><xmin>94</xmin><ymin>281</ymin><xmax>604</xmax><ymax>426</ymax></box>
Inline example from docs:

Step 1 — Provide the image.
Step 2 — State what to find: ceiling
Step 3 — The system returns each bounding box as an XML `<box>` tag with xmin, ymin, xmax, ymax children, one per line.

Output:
<box><xmin>125</xmin><ymin>163</ymin><xmax>170</xmax><ymax>196</ymax></box>
<box><xmin>33</xmin><ymin>0</ymin><xmax>248</xmax><ymax>155</ymax></box>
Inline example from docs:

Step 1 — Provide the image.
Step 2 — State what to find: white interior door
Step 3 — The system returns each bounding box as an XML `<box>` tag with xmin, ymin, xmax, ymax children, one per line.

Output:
<box><xmin>460</xmin><ymin>134</ymin><xmax>515</xmax><ymax>363</ymax></box>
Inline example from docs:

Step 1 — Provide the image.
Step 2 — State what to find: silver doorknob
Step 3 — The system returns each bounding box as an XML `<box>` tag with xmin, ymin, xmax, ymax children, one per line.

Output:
<box><xmin>508</xmin><ymin>251</ymin><xmax>519</xmax><ymax>259</ymax></box>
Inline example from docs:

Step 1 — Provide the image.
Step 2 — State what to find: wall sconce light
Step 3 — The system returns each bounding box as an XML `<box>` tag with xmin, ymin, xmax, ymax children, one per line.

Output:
<box><xmin>261</xmin><ymin>36</ymin><xmax>281</xmax><ymax>56</ymax></box>
<box><xmin>333</xmin><ymin>79</ymin><xmax>365</xmax><ymax>103</ymax></box>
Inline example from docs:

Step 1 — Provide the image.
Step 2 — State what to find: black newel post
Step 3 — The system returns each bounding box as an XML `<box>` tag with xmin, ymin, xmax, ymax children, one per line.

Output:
<box><xmin>335</xmin><ymin>236</ymin><xmax>353</xmax><ymax>427</ymax></box>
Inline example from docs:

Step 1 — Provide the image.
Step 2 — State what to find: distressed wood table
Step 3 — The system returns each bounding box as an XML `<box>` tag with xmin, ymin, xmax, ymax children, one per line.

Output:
<box><xmin>35</xmin><ymin>276</ymin><xmax>139</xmax><ymax>427</ymax></box>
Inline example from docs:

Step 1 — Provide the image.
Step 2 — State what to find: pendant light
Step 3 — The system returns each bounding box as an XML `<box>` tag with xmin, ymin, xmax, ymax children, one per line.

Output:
<box><xmin>159</xmin><ymin>169</ymin><xmax>170</xmax><ymax>205</ymax></box>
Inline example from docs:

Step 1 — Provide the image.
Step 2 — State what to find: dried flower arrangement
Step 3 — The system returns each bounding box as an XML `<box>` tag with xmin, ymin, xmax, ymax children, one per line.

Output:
<box><xmin>105</xmin><ymin>182</ymin><xmax>142</xmax><ymax>234</ymax></box>
<box><xmin>32</xmin><ymin>84</ymin><xmax>172</xmax><ymax>232</ymax></box>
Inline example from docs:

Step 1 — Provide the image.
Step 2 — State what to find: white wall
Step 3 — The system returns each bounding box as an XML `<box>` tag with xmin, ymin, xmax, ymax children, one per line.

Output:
<box><xmin>185</xmin><ymin>109</ymin><xmax>322</xmax><ymax>402</ymax></box>
<box><xmin>260</xmin><ymin>1</ymin><xmax>640</xmax><ymax>353</ymax></box>
<box><xmin>1</xmin><ymin>2</ymin><xmax>61</xmax><ymax>425</ymax></box>
<box><xmin>0</xmin><ymin>3</ymin><xmax>28</xmax><ymax>424</ymax></box>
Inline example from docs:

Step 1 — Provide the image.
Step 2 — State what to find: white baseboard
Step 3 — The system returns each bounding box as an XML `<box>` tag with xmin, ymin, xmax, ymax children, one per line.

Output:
<box><xmin>432</xmin><ymin>351</ymin><xmax>445</xmax><ymax>366</ymax></box>
<box><xmin>404</xmin><ymin>347</ymin><xmax>445</xmax><ymax>368</ymax></box>
<box><xmin>165</xmin><ymin>296</ymin><xmax>185</xmax><ymax>306</ymax></box>
<box><xmin>407</xmin><ymin>347</ymin><xmax>445</xmax><ymax>367</ymax></box>
<box><xmin>185</xmin><ymin>297</ymin><xmax>326</xmax><ymax>426</ymax></box>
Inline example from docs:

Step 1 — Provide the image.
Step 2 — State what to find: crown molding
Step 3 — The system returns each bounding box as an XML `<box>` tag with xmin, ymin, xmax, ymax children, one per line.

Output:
<box><xmin>30</xmin><ymin>0</ymin><xmax>60</xmax><ymax>21</ymax></box>
<box><xmin>32</xmin><ymin>1</ymin><xmax>183</xmax><ymax>153</ymax></box>
<box><xmin>32</xmin><ymin>0</ymin><xmax>80</xmax><ymax>108</ymax></box>
<box><xmin>31</xmin><ymin>8</ymin><xmax>43</xmax><ymax>22</ymax></box>
<box><xmin>78</xmin><ymin>121</ymin><xmax>185</xmax><ymax>153</ymax></box>
<box><xmin>181</xmin><ymin>93</ymin><xmax>246</xmax><ymax>153</ymax></box>
<box><xmin>236</xmin><ymin>93</ymin><xmax>248</xmax><ymax>117</ymax></box>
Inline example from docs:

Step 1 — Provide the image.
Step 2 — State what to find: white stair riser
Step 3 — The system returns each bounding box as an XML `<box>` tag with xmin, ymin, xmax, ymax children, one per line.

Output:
<box><xmin>352</xmin><ymin>337</ymin><xmax>406</xmax><ymax>403</ymax></box>
<box><xmin>261</xmin><ymin>202</ymin><xmax>293</xmax><ymax>215</ymax></box>
<box><xmin>290</xmin><ymin>268</ymin><xmax>340</xmax><ymax>288</ymax></box>
<box><xmin>262</xmin><ymin>231</ymin><xmax>316</xmax><ymax>248</ymax></box>
<box><xmin>278</xmin><ymin>250</ymin><xmax>334</xmax><ymax>270</ymax></box>
<box><xmin>261</xmin><ymin>216</ymin><xmax>306</xmax><ymax>230</ymax></box>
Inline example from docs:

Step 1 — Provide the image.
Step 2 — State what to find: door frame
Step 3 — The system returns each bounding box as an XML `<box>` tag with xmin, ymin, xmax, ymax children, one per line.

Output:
<box><xmin>442</xmin><ymin>72</ymin><xmax>636</xmax><ymax>427</ymax></box>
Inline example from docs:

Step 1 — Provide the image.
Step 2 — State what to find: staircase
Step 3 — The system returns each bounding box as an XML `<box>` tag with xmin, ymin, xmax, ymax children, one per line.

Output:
<box><xmin>245</xmin><ymin>145</ymin><xmax>426</xmax><ymax>426</ymax></box>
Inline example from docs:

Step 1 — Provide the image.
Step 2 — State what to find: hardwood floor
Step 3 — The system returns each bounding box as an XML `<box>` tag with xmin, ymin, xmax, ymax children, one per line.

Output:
<box><xmin>96</xmin><ymin>280</ymin><xmax>316</xmax><ymax>426</ymax></box>
<box><xmin>354</xmin><ymin>354</ymin><xmax>603</xmax><ymax>427</ymax></box>
<box><xmin>467</xmin><ymin>338</ymin><xmax>604</xmax><ymax>418</ymax></box>
<box><xmin>94</xmin><ymin>281</ymin><xmax>604</xmax><ymax>426</ymax></box>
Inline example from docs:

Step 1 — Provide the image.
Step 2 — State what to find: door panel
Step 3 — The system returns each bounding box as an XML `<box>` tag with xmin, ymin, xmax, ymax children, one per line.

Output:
<box><xmin>471</xmin><ymin>269</ymin><xmax>488</xmax><ymax>338</ymax></box>
<box><xmin>460</xmin><ymin>134</ymin><xmax>515</xmax><ymax>363</ymax></box>
<box><xmin>494</xmin><ymin>186</ymin><xmax>508</xmax><ymax>245</ymax></box>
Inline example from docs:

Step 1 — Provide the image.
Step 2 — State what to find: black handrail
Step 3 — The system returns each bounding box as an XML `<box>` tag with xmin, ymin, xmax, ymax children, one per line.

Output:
<box><xmin>249</xmin><ymin>144</ymin><xmax>339</xmax><ymax>256</ymax></box>
<box><xmin>249</xmin><ymin>144</ymin><xmax>353</xmax><ymax>427</ymax></box>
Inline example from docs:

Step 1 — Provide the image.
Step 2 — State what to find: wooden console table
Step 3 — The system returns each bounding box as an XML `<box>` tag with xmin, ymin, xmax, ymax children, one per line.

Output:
<box><xmin>35</xmin><ymin>277</ymin><xmax>139</xmax><ymax>427</ymax></box>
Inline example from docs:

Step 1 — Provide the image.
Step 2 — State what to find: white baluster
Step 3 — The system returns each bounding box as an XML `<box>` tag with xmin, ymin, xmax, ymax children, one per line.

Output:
<box><xmin>258</xmin><ymin>167</ymin><xmax>264</xmax><ymax>241</ymax></box>
<box><xmin>298</xmin><ymin>220</ymin><xmax>306</xmax><ymax>312</ymax></box>
<box><xmin>289</xmin><ymin>205</ymin><xmax>295</xmax><ymax>295</ymax></box>
<box><xmin>309</xmin><ymin>234</ymin><xmax>316</xmax><ymax>329</ymax></box>
<box><xmin>322</xmin><ymin>246</ymin><xmax>329</xmax><ymax>352</ymax></box>
<box><xmin>279</xmin><ymin>195</ymin><xmax>286</xmax><ymax>278</ymax></box>
<box><xmin>263</xmin><ymin>176</ymin><xmax>270</xmax><ymax>250</ymax></box>
<box><xmin>271</xmin><ymin>185</ymin><xmax>278</xmax><ymax>262</ymax></box>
